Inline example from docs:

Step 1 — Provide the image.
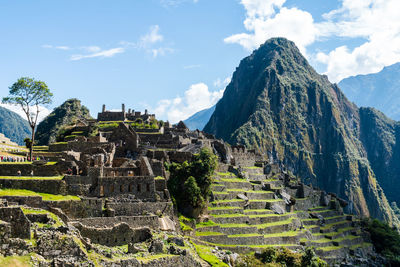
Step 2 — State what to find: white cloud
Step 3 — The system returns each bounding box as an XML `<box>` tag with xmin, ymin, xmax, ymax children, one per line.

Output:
<box><xmin>154</xmin><ymin>83</ymin><xmax>224</xmax><ymax>123</ymax></box>
<box><xmin>138</xmin><ymin>25</ymin><xmax>174</xmax><ymax>58</ymax></box>
<box><xmin>213</xmin><ymin>76</ymin><xmax>231</xmax><ymax>88</ymax></box>
<box><xmin>55</xmin><ymin>46</ymin><xmax>70</xmax><ymax>50</ymax></box>
<box><xmin>160</xmin><ymin>0</ymin><xmax>198</xmax><ymax>7</ymax></box>
<box><xmin>225</xmin><ymin>0</ymin><xmax>318</xmax><ymax>54</ymax></box>
<box><xmin>42</xmin><ymin>25</ymin><xmax>173</xmax><ymax>61</ymax></box>
<box><xmin>42</xmin><ymin>44</ymin><xmax>71</xmax><ymax>50</ymax></box>
<box><xmin>70</xmin><ymin>47</ymin><xmax>125</xmax><ymax>61</ymax></box>
<box><xmin>139</xmin><ymin>25</ymin><xmax>163</xmax><ymax>48</ymax></box>
<box><xmin>151</xmin><ymin>47</ymin><xmax>174</xmax><ymax>58</ymax></box>
<box><xmin>315</xmin><ymin>0</ymin><xmax>400</xmax><ymax>82</ymax></box>
<box><xmin>227</xmin><ymin>0</ymin><xmax>400</xmax><ymax>82</ymax></box>
<box><xmin>82</xmin><ymin>46</ymin><xmax>101</xmax><ymax>53</ymax></box>
<box><xmin>0</xmin><ymin>104</ymin><xmax>52</xmax><ymax>123</ymax></box>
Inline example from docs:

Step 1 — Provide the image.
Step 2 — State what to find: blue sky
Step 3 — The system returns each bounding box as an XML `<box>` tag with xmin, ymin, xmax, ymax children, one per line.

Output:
<box><xmin>1</xmin><ymin>0</ymin><xmax>400</xmax><ymax>123</ymax></box>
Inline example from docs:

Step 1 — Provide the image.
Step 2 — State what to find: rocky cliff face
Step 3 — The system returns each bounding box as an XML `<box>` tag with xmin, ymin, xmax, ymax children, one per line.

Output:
<box><xmin>35</xmin><ymin>99</ymin><xmax>92</xmax><ymax>145</ymax></box>
<box><xmin>204</xmin><ymin>38</ymin><xmax>399</xmax><ymax>226</ymax></box>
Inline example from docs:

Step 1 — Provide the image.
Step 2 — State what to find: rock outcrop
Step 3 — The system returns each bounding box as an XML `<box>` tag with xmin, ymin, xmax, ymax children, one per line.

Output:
<box><xmin>35</xmin><ymin>98</ymin><xmax>92</xmax><ymax>145</ymax></box>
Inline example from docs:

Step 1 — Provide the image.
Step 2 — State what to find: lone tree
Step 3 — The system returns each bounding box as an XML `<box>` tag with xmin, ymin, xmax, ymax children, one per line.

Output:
<box><xmin>2</xmin><ymin>77</ymin><xmax>53</xmax><ymax>161</ymax></box>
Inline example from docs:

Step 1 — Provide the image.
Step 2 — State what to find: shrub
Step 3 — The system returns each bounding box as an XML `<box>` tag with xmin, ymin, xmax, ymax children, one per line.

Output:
<box><xmin>167</xmin><ymin>148</ymin><xmax>218</xmax><ymax>217</ymax></box>
<box><xmin>362</xmin><ymin>218</ymin><xmax>400</xmax><ymax>265</ymax></box>
<box><xmin>237</xmin><ymin>247</ymin><xmax>326</xmax><ymax>267</ymax></box>
<box><xmin>184</xmin><ymin>176</ymin><xmax>203</xmax><ymax>207</ymax></box>
<box><xmin>301</xmin><ymin>247</ymin><xmax>327</xmax><ymax>267</ymax></box>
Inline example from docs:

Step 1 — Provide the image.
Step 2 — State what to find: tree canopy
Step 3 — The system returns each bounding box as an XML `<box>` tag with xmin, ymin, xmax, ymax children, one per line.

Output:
<box><xmin>2</xmin><ymin>77</ymin><xmax>53</xmax><ymax>160</ymax></box>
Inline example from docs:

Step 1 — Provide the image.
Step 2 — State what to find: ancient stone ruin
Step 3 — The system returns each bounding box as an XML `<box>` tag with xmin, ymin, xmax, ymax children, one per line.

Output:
<box><xmin>0</xmin><ymin>105</ymin><xmax>384</xmax><ymax>266</ymax></box>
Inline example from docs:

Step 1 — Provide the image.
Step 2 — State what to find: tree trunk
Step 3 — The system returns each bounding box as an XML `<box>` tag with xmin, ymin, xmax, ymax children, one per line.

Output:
<box><xmin>30</xmin><ymin>125</ymin><xmax>35</xmax><ymax>162</ymax></box>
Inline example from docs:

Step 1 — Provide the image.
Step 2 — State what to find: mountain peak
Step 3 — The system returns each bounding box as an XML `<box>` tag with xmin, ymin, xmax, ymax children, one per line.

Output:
<box><xmin>204</xmin><ymin>38</ymin><xmax>399</xmax><ymax>227</ymax></box>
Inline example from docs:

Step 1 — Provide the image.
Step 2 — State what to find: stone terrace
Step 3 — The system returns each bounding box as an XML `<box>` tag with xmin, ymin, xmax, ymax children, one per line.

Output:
<box><xmin>192</xmin><ymin>164</ymin><xmax>372</xmax><ymax>264</ymax></box>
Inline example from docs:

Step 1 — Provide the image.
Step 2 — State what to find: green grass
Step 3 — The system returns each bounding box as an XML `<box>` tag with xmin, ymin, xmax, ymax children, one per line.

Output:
<box><xmin>332</xmin><ymin>235</ymin><xmax>359</xmax><ymax>243</ymax></box>
<box><xmin>248</xmin><ymin>212</ymin><xmax>294</xmax><ymax>218</ymax></box>
<box><xmin>226</xmin><ymin>189</ymin><xmax>274</xmax><ymax>194</ymax></box>
<box><xmin>211</xmin><ymin>199</ymin><xmax>244</xmax><ymax>204</ymax></box>
<box><xmin>208</xmin><ymin>206</ymin><xmax>240</xmax><ymax>211</ymax></box>
<box><xmin>195</xmin><ymin>231</ymin><xmax>224</xmax><ymax>236</ymax></box>
<box><xmin>248</xmin><ymin>199</ymin><xmax>283</xmax><ymax>202</ymax></box>
<box><xmin>196</xmin><ymin>239</ymin><xmax>299</xmax><ymax>249</ymax></box>
<box><xmin>324</xmin><ymin>227</ymin><xmax>354</xmax><ymax>237</ymax></box>
<box><xmin>0</xmin><ymin>175</ymin><xmax>63</xmax><ymax>180</ymax></box>
<box><xmin>136</xmin><ymin>254</ymin><xmax>177</xmax><ymax>263</ymax></box>
<box><xmin>154</xmin><ymin>176</ymin><xmax>165</xmax><ymax>180</ymax></box>
<box><xmin>243</xmin><ymin>166</ymin><xmax>262</xmax><ymax>169</ymax></box>
<box><xmin>212</xmin><ymin>214</ymin><xmax>247</xmax><ymax>218</ymax></box>
<box><xmin>212</xmin><ymin>191</ymin><xmax>229</xmax><ymax>195</ymax></box>
<box><xmin>243</xmin><ymin>209</ymin><xmax>272</xmax><ymax>213</ymax></box>
<box><xmin>255</xmin><ymin>218</ymin><xmax>294</xmax><ymax>229</ymax></box>
<box><xmin>263</xmin><ymin>230</ymin><xmax>299</xmax><ymax>238</ymax></box>
<box><xmin>0</xmin><ymin>188</ymin><xmax>80</xmax><ymax>201</ymax></box>
<box><xmin>0</xmin><ymin>254</ymin><xmax>33</xmax><ymax>267</ymax></box>
<box><xmin>320</xmin><ymin>220</ymin><xmax>350</xmax><ymax>231</ymax></box>
<box><xmin>317</xmin><ymin>246</ymin><xmax>343</xmax><ymax>251</ymax></box>
<box><xmin>0</xmin><ymin>161</ymin><xmax>57</xmax><ymax>166</ymax></box>
<box><xmin>216</xmin><ymin>172</ymin><xmax>236</xmax><ymax>176</ymax></box>
<box><xmin>227</xmin><ymin>233</ymin><xmax>261</xmax><ymax>237</ymax></box>
<box><xmin>21</xmin><ymin>207</ymin><xmax>64</xmax><ymax>227</ymax></box>
<box><xmin>0</xmin><ymin>162</ymin><xmax>33</xmax><ymax>165</ymax></box>
<box><xmin>311</xmin><ymin>238</ymin><xmax>332</xmax><ymax>244</ymax></box>
<box><xmin>178</xmin><ymin>214</ymin><xmax>194</xmax><ymax>231</ymax></box>
<box><xmin>191</xmin><ymin>241</ymin><xmax>229</xmax><ymax>267</ymax></box>
<box><xmin>218</xmin><ymin>223</ymin><xmax>253</xmax><ymax>228</ymax></box>
<box><xmin>196</xmin><ymin>220</ymin><xmax>218</xmax><ymax>228</ymax></box>
<box><xmin>218</xmin><ymin>178</ymin><xmax>248</xmax><ymax>183</ymax></box>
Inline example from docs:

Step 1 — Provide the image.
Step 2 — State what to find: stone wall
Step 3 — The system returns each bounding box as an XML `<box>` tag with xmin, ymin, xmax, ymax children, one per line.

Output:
<box><xmin>102</xmin><ymin>254</ymin><xmax>202</xmax><ymax>267</ymax></box>
<box><xmin>0</xmin><ymin>178</ymin><xmax>67</xmax><ymax>195</ymax></box>
<box><xmin>74</xmin><ymin>222</ymin><xmax>152</xmax><ymax>246</ymax></box>
<box><xmin>75</xmin><ymin>215</ymin><xmax>160</xmax><ymax>229</ymax></box>
<box><xmin>231</xmin><ymin>146</ymin><xmax>256</xmax><ymax>167</ymax></box>
<box><xmin>0</xmin><ymin>164</ymin><xmax>59</xmax><ymax>176</ymax></box>
<box><xmin>0</xmin><ymin>207</ymin><xmax>31</xmax><ymax>239</ymax></box>
<box><xmin>107</xmin><ymin>201</ymin><xmax>173</xmax><ymax>217</ymax></box>
<box><xmin>92</xmin><ymin>176</ymin><xmax>156</xmax><ymax>200</ymax></box>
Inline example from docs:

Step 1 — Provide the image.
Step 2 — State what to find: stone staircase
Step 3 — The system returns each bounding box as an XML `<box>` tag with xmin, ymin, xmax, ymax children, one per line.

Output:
<box><xmin>193</xmin><ymin>164</ymin><xmax>372</xmax><ymax>263</ymax></box>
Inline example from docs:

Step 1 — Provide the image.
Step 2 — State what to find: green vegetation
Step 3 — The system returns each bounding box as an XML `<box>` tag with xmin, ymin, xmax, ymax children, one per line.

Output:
<box><xmin>167</xmin><ymin>148</ymin><xmax>218</xmax><ymax>217</ymax></box>
<box><xmin>36</xmin><ymin>98</ymin><xmax>92</xmax><ymax>145</ymax></box>
<box><xmin>362</xmin><ymin>218</ymin><xmax>400</xmax><ymax>265</ymax></box>
<box><xmin>21</xmin><ymin>207</ymin><xmax>64</xmax><ymax>228</ymax></box>
<box><xmin>0</xmin><ymin>254</ymin><xmax>33</xmax><ymax>267</ymax></box>
<box><xmin>0</xmin><ymin>175</ymin><xmax>63</xmax><ymax>180</ymax></box>
<box><xmin>3</xmin><ymin>77</ymin><xmax>53</xmax><ymax>160</ymax></box>
<box><xmin>191</xmin><ymin>241</ymin><xmax>229</xmax><ymax>267</ymax></box>
<box><xmin>0</xmin><ymin>188</ymin><xmax>80</xmax><ymax>201</ymax></box>
<box><xmin>237</xmin><ymin>247</ymin><xmax>327</xmax><ymax>267</ymax></box>
<box><xmin>195</xmin><ymin>231</ymin><xmax>224</xmax><ymax>236</ymax></box>
<box><xmin>196</xmin><ymin>220</ymin><xmax>217</xmax><ymax>228</ymax></box>
<box><xmin>178</xmin><ymin>214</ymin><xmax>194</xmax><ymax>232</ymax></box>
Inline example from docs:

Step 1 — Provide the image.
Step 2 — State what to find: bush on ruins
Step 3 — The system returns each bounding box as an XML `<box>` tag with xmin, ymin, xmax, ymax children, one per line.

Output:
<box><xmin>362</xmin><ymin>218</ymin><xmax>400</xmax><ymax>265</ymax></box>
<box><xmin>167</xmin><ymin>148</ymin><xmax>218</xmax><ymax>218</ymax></box>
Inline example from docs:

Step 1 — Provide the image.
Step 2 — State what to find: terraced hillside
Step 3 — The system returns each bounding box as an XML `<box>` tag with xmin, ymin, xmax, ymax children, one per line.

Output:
<box><xmin>192</xmin><ymin>164</ymin><xmax>373</xmax><ymax>264</ymax></box>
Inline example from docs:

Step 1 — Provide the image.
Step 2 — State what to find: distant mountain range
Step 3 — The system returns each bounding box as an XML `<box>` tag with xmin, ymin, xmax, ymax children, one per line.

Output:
<box><xmin>339</xmin><ymin>62</ymin><xmax>400</xmax><ymax>121</ymax></box>
<box><xmin>0</xmin><ymin>106</ymin><xmax>31</xmax><ymax>145</ymax></box>
<box><xmin>203</xmin><ymin>37</ymin><xmax>400</xmax><ymax>227</ymax></box>
<box><xmin>183</xmin><ymin>105</ymin><xmax>215</xmax><ymax>130</ymax></box>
